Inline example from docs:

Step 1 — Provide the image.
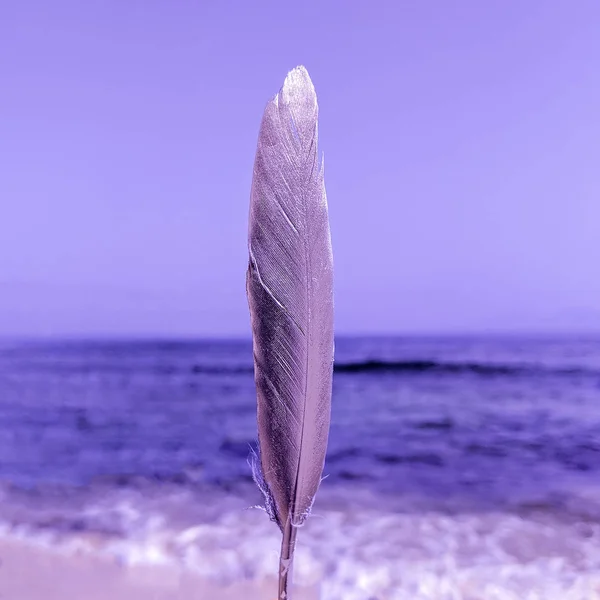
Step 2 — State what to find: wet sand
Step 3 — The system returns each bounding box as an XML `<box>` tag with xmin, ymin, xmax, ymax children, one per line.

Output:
<box><xmin>0</xmin><ymin>537</ymin><xmax>319</xmax><ymax>600</ymax></box>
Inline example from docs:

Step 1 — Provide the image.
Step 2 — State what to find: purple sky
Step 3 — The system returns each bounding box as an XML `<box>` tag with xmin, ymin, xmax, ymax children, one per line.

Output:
<box><xmin>1</xmin><ymin>2</ymin><xmax>599</xmax><ymax>337</ymax></box>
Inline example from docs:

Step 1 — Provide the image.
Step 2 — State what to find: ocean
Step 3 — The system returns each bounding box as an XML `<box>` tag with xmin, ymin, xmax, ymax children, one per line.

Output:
<box><xmin>0</xmin><ymin>335</ymin><xmax>599</xmax><ymax>599</ymax></box>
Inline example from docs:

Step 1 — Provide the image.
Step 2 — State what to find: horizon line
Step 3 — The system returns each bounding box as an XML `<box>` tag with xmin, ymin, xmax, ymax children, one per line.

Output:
<box><xmin>2</xmin><ymin>329</ymin><xmax>600</xmax><ymax>343</ymax></box>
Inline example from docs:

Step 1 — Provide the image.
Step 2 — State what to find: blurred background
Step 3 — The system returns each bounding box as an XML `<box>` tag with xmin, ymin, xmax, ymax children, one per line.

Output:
<box><xmin>0</xmin><ymin>2</ymin><xmax>599</xmax><ymax>599</ymax></box>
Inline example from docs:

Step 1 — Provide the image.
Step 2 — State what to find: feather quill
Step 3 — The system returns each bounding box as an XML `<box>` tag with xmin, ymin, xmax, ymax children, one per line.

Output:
<box><xmin>246</xmin><ymin>66</ymin><xmax>334</xmax><ymax>598</ymax></box>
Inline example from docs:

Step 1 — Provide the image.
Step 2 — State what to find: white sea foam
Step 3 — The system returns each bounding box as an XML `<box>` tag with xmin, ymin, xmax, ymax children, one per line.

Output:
<box><xmin>2</xmin><ymin>490</ymin><xmax>599</xmax><ymax>600</ymax></box>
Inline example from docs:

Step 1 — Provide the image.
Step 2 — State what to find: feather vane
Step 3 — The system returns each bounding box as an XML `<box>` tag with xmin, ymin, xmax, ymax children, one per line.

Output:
<box><xmin>246</xmin><ymin>65</ymin><xmax>334</xmax><ymax>598</ymax></box>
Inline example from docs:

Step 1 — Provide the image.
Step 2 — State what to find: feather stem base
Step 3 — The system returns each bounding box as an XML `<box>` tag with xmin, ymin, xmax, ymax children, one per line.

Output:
<box><xmin>278</xmin><ymin>521</ymin><xmax>298</xmax><ymax>599</ymax></box>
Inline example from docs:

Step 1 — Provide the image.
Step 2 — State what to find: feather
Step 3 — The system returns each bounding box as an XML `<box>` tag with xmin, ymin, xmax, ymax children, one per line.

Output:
<box><xmin>246</xmin><ymin>65</ymin><xmax>334</xmax><ymax>598</ymax></box>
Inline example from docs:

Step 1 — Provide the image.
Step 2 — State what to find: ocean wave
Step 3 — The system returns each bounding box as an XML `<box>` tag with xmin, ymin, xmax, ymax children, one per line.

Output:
<box><xmin>333</xmin><ymin>359</ymin><xmax>600</xmax><ymax>377</ymax></box>
<box><xmin>1</xmin><ymin>486</ymin><xmax>600</xmax><ymax>599</ymax></box>
<box><xmin>7</xmin><ymin>359</ymin><xmax>599</xmax><ymax>379</ymax></box>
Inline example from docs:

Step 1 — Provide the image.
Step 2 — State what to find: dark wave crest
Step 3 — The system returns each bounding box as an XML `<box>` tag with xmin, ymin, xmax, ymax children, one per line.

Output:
<box><xmin>332</xmin><ymin>359</ymin><xmax>599</xmax><ymax>378</ymax></box>
<box><xmin>5</xmin><ymin>357</ymin><xmax>598</xmax><ymax>380</ymax></box>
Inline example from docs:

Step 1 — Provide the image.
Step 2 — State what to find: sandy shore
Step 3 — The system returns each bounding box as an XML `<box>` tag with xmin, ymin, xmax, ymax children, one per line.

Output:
<box><xmin>0</xmin><ymin>537</ymin><xmax>320</xmax><ymax>600</ymax></box>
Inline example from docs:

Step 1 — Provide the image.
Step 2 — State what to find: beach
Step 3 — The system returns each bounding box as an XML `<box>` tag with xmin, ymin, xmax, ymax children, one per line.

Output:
<box><xmin>0</xmin><ymin>536</ymin><xmax>319</xmax><ymax>600</ymax></box>
<box><xmin>0</xmin><ymin>336</ymin><xmax>599</xmax><ymax>598</ymax></box>
<box><xmin>1</xmin><ymin>483</ymin><xmax>600</xmax><ymax>599</ymax></box>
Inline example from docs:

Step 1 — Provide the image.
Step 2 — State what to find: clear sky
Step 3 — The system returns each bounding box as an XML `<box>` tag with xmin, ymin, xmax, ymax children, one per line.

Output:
<box><xmin>1</xmin><ymin>1</ymin><xmax>599</xmax><ymax>337</ymax></box>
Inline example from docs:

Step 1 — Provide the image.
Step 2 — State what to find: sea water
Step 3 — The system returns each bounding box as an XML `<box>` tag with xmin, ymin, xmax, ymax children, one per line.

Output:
<box><xmin>0</xmin><ymin>336</ymin><xmax>599</xmax><ymax>599</ymax></box>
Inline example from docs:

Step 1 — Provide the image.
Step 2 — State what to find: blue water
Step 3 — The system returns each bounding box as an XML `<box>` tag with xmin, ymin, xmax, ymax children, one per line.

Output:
<box><xmin>1</xmin><ymin>336</ymin><xmax>600</xmax><ymax>598</ymax></box>
<box><xmin>0</xmin><ymin>335</ymin><xmax>598</xmax><ymax>511</ymax></box>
